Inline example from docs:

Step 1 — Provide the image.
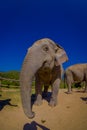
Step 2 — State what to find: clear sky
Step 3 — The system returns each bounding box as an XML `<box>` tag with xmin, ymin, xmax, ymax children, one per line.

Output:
<box><xmin>0</xmin><ymin>0</ymin><xmax>87</xmax><ymax>71</ymax></box>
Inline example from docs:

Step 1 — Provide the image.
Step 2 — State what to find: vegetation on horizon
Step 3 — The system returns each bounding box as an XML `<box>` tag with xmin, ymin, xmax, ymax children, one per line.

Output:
<box><xmin>0</xmin><ymin>71</ymin><xmax>83</xmax><ymax>90</ymax></box>
<box><xmin>0</xmin><ymin>71</ymin><xmax>20</xmax><ymax>88</ymax></box>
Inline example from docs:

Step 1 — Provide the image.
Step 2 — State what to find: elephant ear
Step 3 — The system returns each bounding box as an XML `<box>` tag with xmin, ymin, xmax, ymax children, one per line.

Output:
<box><xmin>55</xmin><ymin>44</ymin><xmax>68</xmax><ymax>66</ymax></box>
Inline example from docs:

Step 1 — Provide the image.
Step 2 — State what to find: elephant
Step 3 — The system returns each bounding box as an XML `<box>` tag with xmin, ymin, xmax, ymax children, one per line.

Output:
<box><xmin>20</xmin><ymin>38</ymin><xmax>68</xmax><ymax>118</ymax></box>
<box><xmin>64</xmin><ymin>63</ymin><xmax>87</xmax><ymax>94</ymax></box>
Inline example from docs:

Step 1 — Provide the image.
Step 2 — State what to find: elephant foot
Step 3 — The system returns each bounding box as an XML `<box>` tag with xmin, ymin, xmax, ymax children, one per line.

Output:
<box><xmin>84</xmin><ymin>90</ymin><xmax>87</xmax><ymax>93</ymax></box>
<box><xmin>25</xmin><ymin>111</ymin><xmax>35</xmax><ymax>119</ymax></box>
<box><xmin>66</xmin><ymin>91</ymin><xmax>72</xmax><ymax>94</ymax></box>
<box><xmin>28</xmin><ymin>112</ymin><xmax>35</xmax><ymax>119</ymax></box>
<box><xmin>34</xmin><ymin>100</ymin><xmax>43</xmax><ymax>106</ymax></box>
<box><xmin>49</xmin><ymin>98</ymin><xmax>57</xmax><ymax>107</ymax></box>
<box><xmin>34</xmin><ymin>94</ymin><xmax>43</xmax><ymax>106</ymax></box>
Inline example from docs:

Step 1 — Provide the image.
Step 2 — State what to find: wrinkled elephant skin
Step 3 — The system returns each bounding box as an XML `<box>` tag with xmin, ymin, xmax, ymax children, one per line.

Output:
<box><xmin>20</xmin><ymin>38</ymin><xmax>68</xmax><ymax>118</ymax></box>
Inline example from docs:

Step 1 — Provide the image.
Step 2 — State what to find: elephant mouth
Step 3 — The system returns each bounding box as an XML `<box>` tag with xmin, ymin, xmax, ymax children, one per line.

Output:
<box><xmin>42</xmin><ymin>60</ymin><xmax>54</xmax><ymax>69</ymax></box>
<box><xmin>43</xmin><ymin>62</ymin><xmax>51</xmax><ymax>67</ymax></box>
<box><xmin>37</xmin><ymin>65</ymin><xmax>52</xmax><ymax>85</ymax></box>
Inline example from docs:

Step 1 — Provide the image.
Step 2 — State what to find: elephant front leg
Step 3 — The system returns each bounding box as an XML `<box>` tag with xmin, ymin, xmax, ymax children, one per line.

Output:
<box><xmin>34</xmin><ymin>80</ymin><xmax>43</xmax><ymax>106</ymax></box>
<box><xmin>67</xmin><ymin>83</ymin><xmax>72</xmax><ymax>94</ymax></box>
<box><xmin>49</xmin><ymin>79</ymin><xmax>60</xmax><ymax>107</ymax></box>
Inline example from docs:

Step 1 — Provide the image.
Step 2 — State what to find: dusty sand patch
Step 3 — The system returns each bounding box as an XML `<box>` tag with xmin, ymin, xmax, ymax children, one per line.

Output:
<box><xmin>0</xmin><ymin>89</ymin><xmax>87</xmax><ymax>130</ymax></box>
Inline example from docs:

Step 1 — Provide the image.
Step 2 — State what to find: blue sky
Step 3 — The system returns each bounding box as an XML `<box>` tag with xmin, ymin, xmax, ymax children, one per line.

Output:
<box><xmin>0</xmin><ymin>0</ymin><xmax>87</xmax><ymax>71</ymax></box>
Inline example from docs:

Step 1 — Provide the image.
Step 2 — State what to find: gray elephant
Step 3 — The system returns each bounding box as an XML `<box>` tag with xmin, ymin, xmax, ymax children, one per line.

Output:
<box><xmin>64</xmin><ymin>64</ymin><xmax>87</xmax><ymax>94</ymax></box>
<box><xmin>20</xmin><ymin>38</ymin><xmax>68</xmax><ymax>118</ymax></box>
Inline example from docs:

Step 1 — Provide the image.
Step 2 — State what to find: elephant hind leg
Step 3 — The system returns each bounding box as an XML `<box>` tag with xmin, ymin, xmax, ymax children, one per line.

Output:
<box><xmin>44</xmin><ymin>85</ymin><xmax>49</xmax><ymax>93</ymax></box>
<box><xmin>65</xmin><ymin>70</ymin><xmax>73</xmax><ymax>94</ymax></box>
<box><xmin>42</xmin><ymin>85</ymin><xmax>49</xmax><ymax>98</ymax></box>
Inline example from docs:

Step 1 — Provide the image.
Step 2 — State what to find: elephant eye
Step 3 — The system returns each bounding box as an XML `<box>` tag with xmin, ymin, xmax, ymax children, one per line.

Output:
<box><xmin>43</xmin><ymin>46</ymin><xmax>49</xmax><ymax>52</ymax></box>
<box><xmin>55</xmin><ymin>48</ymin><xmax>58</xmax><ymax>53</ymax></box>
<box><xmin>55</xmin><ymin>47</ymin><xmax>59</xmax><ymax>53</ymax></box>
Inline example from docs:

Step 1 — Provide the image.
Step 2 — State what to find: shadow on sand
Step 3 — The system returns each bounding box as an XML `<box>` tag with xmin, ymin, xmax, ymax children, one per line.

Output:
<box><xmin>0</xmin><ymin>98</ymin><xmax>18</xmax><ymax>111</ymax></box>
<box><xmin>31</xmin><ymin>92</ymin><xmax>52</xmax><ymax>106</ymax></box>
<box><xmin>23</xmin><ymin>121</ymin><xmax>50</xmax><ymax>130</ymax></box>
<box><xmin>80</xmin><ymin>97</ymin><xmax>87</xmax><ymax>104</ymax></box>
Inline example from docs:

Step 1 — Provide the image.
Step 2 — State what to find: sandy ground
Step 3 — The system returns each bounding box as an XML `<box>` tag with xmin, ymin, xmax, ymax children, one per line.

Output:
<box><xmin>0</xmin><ymin>88</ymin><xmax>87</xmax><ymax>130</ymax></box>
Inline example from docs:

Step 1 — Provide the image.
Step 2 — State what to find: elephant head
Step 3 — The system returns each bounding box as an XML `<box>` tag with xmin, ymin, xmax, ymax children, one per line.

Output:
<box><xmin>20</xmin><ymin>38</ymin><xmax>68</xmax><ymax>118</ymax></box>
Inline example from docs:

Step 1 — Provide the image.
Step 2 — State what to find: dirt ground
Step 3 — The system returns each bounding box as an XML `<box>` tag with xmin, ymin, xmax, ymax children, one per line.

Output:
<box><xmin>0</xmin><ymin>88</ymin><xmax>87</xmax><ymax>130</ymax></box>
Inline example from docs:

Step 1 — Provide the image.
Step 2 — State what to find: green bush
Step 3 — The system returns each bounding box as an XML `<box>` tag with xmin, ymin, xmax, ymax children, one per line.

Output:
<box><xmin>0</xmin><ymin>71</ymin><xmax>20</xmax><ymax>79</ymax></box>
<box><xmin>0</xmin><ymin>71</ymin><xmax>20</xmax><ymax>88</ymax></box>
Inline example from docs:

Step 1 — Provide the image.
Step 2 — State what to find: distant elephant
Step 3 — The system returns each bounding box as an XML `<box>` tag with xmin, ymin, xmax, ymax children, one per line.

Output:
<box><xmin>20</xmin><ymin>38</ymin><xmax>68</xmax><ymax>118</ymax></box>
<box><xmin>64</xmin><ymin>64</ymin><xmax>87</xmax><ymax>94</ymax></box>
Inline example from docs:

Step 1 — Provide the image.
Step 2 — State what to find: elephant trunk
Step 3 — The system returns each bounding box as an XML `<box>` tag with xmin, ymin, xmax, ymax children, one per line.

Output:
<box><xmin>20</xmin><ymin>52</ymin><xmax>43</xmax><ymax>119</ymax></box>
